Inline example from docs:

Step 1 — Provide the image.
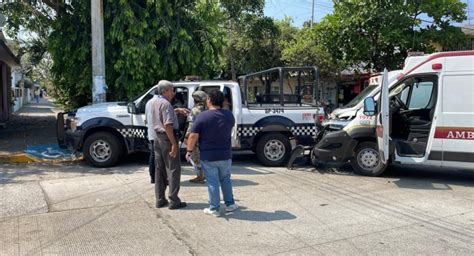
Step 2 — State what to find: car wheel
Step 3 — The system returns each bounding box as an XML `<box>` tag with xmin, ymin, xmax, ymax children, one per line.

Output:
<box><xmin>83</xmin><ymin>132</ymin><xmax>122</xmax><ymax>168</ymax></box>
<box><xmin>350</xmin><ymin>141</ymin><xmax>387</xmax><ymax>176</ymax></box>
<box><xmin>256</xmin><ymin>133</ymin><xmax>291</xmax><ymax>166</ymax></box>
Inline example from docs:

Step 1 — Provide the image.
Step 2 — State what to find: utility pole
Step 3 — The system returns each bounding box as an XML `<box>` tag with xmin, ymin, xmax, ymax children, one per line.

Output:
<box><xmin>91</xmin><ymin>0</ymin><xmax>106</xmax><ymax>104</ymax></box>
<box><xmin>311</xmin><ymin>0</ymin><xmax>315</xmax><ymax>27</ymax></box>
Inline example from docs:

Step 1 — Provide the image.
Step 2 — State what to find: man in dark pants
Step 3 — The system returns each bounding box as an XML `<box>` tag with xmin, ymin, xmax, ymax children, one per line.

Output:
<box><xmin>151</xmin><ymin>80</ymin><xmax>188</xmax><ymax>210</ymax></box>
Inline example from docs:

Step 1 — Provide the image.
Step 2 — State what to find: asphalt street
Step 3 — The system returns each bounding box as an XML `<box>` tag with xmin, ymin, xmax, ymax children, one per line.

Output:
<box><xmin>1</xmin><ymin>152</ymin><xmax>473</xmax><ymax>255</ymax></box>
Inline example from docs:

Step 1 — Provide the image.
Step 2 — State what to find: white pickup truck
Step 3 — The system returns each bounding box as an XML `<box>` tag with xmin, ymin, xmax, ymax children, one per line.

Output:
<box><xmin>57</xmin><ymin>67</ymin><xmax>325</xmax><ymax>167</ymax></box>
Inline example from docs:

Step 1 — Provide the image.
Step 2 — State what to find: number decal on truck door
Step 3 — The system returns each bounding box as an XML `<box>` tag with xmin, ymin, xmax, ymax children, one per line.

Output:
<box><xmin>265</xmin><ymin>108</ymin><xmax>285</xmax><ymax>114</ymax></box>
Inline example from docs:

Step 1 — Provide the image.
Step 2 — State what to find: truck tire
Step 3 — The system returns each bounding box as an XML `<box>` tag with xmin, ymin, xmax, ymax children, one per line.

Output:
<box><xmin>256</xmin><ymin>132</ymin><xmax>291</xmax><ymax>166</ymax></box>
<box><xmin>350</xmin><ymin>141</ymin><xmax>387</xmax><ymax>176</ymax></box>
<box><xmin>83</xmin><ymin>132</ymin><xmax>122</xmax><ymax>168</ymax></box>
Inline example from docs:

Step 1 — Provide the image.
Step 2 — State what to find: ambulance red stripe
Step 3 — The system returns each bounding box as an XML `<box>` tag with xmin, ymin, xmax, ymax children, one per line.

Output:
<box><xmin>434</xmin><ymin>127</ymin><xmax>474</xmax><ymax>140</ymax></box>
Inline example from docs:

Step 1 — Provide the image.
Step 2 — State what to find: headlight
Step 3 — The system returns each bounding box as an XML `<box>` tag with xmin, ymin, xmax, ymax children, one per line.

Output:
<box><xmin>67</xmin><ymin>117</ymin><xmax>79</xmax><ymax>132</ymax></box>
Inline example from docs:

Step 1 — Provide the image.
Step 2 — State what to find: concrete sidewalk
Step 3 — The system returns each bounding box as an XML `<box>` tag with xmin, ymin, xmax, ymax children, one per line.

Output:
<box><xmin>1</xmin><ymin>156</ymin><xmax>473</xmax><ymax>255</ymax></box>
<box><xmin>0</xmin><ymin>97</ymin><xmax>64</xmax><ymax>162</ymax></box>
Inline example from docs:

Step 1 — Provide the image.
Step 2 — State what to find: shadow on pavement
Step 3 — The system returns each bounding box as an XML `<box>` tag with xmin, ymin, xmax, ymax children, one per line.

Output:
<box><xmin>224</xmin><ymin>208</ymin><xmax>296</xmax><ymax>222</ymax></box>
<box><xmin>384</xmin><ymin>165</ymin><xmax>474</xmax><ymax>190</ymax></box>
<box><xmin>178</xmin><ymin>203</ymin><xmax>297</xmax><ymax>222</ymax></box>
<box><xmin>289</xmin><ymin>159</ymin><xmax>474</xmax><ymax>190</ymax></box>
<box><xmin>181</xmin><ymin>179</ymin><xmax>258</xmax><ymax>187</ymax></box>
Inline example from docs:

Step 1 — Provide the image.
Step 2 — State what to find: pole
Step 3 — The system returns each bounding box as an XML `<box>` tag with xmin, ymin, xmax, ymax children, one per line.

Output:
<box><xmin>91</xmin><ymin>0</ymin><xmax>106</xmax><ymax>104</ymax></box>
<box><xmin>311</xmin><ymin>0</ymin><xmax>315</xmax><ymax>27</ymax></box>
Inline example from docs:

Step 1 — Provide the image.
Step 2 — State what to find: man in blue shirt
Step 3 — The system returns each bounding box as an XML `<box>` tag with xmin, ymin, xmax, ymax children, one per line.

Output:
<box><xmin>185</xmin><ymin>90</ymin><xmax>238</xmax><ymax>217</ymax></box>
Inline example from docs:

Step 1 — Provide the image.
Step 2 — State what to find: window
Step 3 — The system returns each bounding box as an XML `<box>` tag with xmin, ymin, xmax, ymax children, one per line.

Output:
<box><xmin>199</xmin><ymin>86</ymin><xmax>220</xmax><ymax>95</ymax></box>
<box><xmin>389</xmin><ymin>76</ymin><xmax>437</xmax><ymax>110</ymax></box>
<box><xmin>172</xmin><ymin>87</ymin><xmax>188</xmax><ymax>109</ymax></box>
<box><xmin>400</xmin><ymin>85</ymin><xmax>410</xmax><ymax>105</ymax></box>
<box><xmin>408</xmin><ymin>81</ymin><xmax>434</xmax><ymax>109</ymax></box>
<box><xmin>223</xmin><ymin>86</ymin><xmax>233</xmax><ymax>110</ymax></box>
<box><xmin>138</xmin><ymin>92</ymin><xmax>154</xmax><ymax>114</ymax></box>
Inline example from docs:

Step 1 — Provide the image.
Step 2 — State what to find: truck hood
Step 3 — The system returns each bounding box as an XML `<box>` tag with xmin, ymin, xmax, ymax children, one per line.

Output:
<box><xmin>76</xmin><ymin>102</ymin><xmax>127</xmax><ymax>114</ymax></box>
<box><xmin>74</xmin><ymin>102</ymin><xmax>130</xmax><ymax>126</ymax></box>
<box><xmin>329</xmin><ymin>107</ymin><xmax>358</xmax><ymax>120</ymax></box>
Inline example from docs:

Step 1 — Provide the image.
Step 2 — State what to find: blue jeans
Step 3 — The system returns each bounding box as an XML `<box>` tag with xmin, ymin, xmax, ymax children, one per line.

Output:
<box><xmin>201</xmin><ymin>159</ymin><xmax>235</xmax><ymax>211</ymax></box>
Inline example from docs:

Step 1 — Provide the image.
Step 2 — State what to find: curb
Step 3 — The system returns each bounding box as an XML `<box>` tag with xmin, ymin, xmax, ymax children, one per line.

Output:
<box><xmin>0</xmin><ymin>153</ymin><xmax>83</xmax><ymax>164</ymax></box>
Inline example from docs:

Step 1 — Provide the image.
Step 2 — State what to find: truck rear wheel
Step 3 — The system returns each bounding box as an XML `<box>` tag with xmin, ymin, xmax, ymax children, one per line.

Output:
<box><xmin>256</xmin><ymin>133</ymin><xmax>291</xmax><ymax>166</ymax></box>
<box><xmin>350</xmin><ymin>141</ymin><xmax>387</xmax><ymax>176</ymax></box>
<box><xmin>83</xmin><ymin>132</ymin><xmax>122</xmax><ymax>168</ymax></box>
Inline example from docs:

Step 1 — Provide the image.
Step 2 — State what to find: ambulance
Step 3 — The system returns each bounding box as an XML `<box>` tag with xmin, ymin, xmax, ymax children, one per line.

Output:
<box><xmin>313</xmin><ymin>51</ymin><xmax>474</xmax><ymax>176</ymax></box>
<box><xmin>324</xmin><ymin>70</ymin><xmax>402</xmax><ymax>131</ymax></box>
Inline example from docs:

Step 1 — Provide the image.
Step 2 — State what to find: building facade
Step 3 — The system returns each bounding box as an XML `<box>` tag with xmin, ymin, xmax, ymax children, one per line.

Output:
<box><xmin>0</xmin><ymin>39</ymin><xmax>20</xmax><ymax>126</ymax></box>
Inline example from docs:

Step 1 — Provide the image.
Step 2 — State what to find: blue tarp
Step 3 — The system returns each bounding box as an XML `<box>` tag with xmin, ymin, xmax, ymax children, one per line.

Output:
<box><xmin>25</xmin><ymin>144</ymin><xmax>82</xmax><ymax>160</ymax></box>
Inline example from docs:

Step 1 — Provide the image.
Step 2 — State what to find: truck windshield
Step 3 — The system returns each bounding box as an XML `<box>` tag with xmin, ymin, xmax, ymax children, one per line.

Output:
<box><xmin>342</xmin><ymin>84</ymin><xmax>378</xmax><ymax>108</ymax></box>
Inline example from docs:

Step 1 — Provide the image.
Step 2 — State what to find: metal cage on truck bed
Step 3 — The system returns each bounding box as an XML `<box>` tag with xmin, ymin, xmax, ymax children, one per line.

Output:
<box><xmin>238</xmin><ymin>66</ymin><xmax>320</xmax><ymax>107</ymax></box>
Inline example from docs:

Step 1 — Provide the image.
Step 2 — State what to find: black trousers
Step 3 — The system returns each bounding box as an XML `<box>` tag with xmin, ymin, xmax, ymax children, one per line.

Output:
<box><xmin>148</xmin><ymin>140</ymin><xmax>155</xmax><ymax>182</ymax></box>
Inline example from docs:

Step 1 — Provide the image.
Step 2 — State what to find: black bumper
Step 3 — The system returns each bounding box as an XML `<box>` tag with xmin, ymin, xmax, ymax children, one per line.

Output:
<box><xmin>64</xmin><ymin>130</ymin><xmax>84</xmax><ymax>150</ymax></box>
<box><xmin>313</xmin><ymin>130</ymin><xmax>358</xmax><ymax>162</ymax></box>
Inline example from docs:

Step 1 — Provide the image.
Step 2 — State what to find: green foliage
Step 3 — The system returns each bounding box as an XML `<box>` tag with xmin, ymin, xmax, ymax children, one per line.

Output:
<box><xmin>282</xmin><ymin>24</ymin><xmax>343</xmax><ymax>78</ymax></box>
<box><xmin>225</xmin><ymin>14</ymin><xmax>282</xmax><ymax>75</ymax></box>
<box><xmin>220</xmin><ymin>0</ymin><xmax>278</xmax><ymax>79</ymax></box>
<box><xmin>317</xmin><ymin>0</ymin><xmax>468</xmax><ymax>71</ymax></box>
<box><xmin>2</xmin><ymin>0</ymin><xmax>225</xmax><ymax>108</ymax></box>
<box><xmin>105</xmin><ymin>0</ymin><xmax>224</xmax><ymax>101</ymax></box>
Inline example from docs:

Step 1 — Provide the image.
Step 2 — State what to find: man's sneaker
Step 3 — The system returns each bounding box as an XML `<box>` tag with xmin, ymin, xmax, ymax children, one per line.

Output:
<box><xmin>225</xmin><ymin>203</ymin><xmax>239</xmax><ymax>212</ymax></box>
<box><xmin>203</xmin><ymin>208</ymin><xmax>220</xmax><ymax>217</ymax></box>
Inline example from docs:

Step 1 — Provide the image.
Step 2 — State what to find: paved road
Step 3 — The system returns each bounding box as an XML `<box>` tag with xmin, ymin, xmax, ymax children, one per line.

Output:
<box><xmin>1</xmin><ymin>153</ymin><xmax>473</xmax><ymax>255</ymax></box>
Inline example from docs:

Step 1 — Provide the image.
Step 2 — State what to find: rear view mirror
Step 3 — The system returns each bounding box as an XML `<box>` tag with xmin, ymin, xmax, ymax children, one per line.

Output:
<box><xmin>363</xmin><ymin>97</ymin><xmax>376</xmax><ymax>116</ymax></box>
<box><xmin>127</xmin><ymin>102</ymin><xmax>138</xmax><ymax>114</ymax></box>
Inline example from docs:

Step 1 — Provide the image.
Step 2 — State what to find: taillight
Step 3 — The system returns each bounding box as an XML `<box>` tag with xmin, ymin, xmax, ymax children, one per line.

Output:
<box><xmin>314</xmin><ymin>113</ymin><xmax>325</xmax><ymax>123</ymax></box>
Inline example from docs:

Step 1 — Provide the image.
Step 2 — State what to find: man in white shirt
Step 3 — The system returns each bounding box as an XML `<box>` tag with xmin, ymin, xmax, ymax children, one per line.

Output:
<box><xmin>145</xmin><ymin>91</ymin><xmax>159</xmax><ymax>184</ymax></box>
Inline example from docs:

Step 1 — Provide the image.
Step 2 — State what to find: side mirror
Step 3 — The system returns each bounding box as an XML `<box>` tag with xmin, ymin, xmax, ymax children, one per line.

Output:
<box><xmin>363</xmin><ymin>97</ymin><xmax>376</xmax><ymax>116</ymax></box>
<box><xmin>127</xmin><ymin>102</ymin><xmax>138</xmax><ymax>114</ymax></box>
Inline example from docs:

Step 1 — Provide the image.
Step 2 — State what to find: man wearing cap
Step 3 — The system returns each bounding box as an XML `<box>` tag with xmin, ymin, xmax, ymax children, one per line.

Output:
<box><xmin>152</xmin><ymin>80</ymin><xmax>188</xmax><ymax>210</ymax></box>
<box><xmin>184</xmin><ymin>90</ymin><xmax>208</xmax><ymax>183</ymax></box>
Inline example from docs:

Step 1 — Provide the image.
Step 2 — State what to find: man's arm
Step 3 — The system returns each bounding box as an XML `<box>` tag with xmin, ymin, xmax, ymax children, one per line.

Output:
<box><xmin>165</xmin><ymin>124</ymin><xmax>178</xmax><ymax>158</ymax></box>
<box><xmin>174</xmin><ymin>108</ymin><xmax>190</xmax><ymax>115</ymax></box>
<box><xmin>186</xmin><ymin>132</ymin><xmax>199</xmax><ymax>152</ymax></box>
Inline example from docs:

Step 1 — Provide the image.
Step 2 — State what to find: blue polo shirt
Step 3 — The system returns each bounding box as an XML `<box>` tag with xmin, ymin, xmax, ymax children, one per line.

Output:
<box><xmin>191</xmin><ymin>109</ymin><xmax>235</xmax><ymax>161</ymax></box>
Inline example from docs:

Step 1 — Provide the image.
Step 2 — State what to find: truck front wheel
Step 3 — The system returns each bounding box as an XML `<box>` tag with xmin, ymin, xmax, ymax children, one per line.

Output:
<box><xmin>83</xmin><ymin>132</ymin><xmax>122</xmax><ymax>168</ymax></box>
<box><xmin>350</xmin><ymin>141</ymin><xmax>387</xmax><ymax>176</ymax></box>
<box><xmin>256</xmin><ymin>133</ymin><xmax>291</xmax><ymax>166</ymax></box>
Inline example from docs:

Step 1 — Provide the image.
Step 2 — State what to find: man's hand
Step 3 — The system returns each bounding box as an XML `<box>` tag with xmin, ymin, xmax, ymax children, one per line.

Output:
<box><xmin>185</xmin><ymin>152</ymin><xmax>192</xmax><ymax>162</ymax></box>
<box><xmin>170</xmin><ymin>143</ymin><xmax>178</xmax><ymax>158</ymax></box>
<box><xmin>174</xmin><ymin>108</ymin><xmax>190</xmax><ymax>115</ymax></box>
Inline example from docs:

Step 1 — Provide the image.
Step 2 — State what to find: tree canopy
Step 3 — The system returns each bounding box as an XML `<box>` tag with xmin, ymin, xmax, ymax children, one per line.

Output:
<box><xmin>315</xmin><ymin>0</ymin><xmax>468</xmax><ymax>71</ymax></box>
<box><xmin>2</xmin><ymin>0</ymin><xmax>225</xmax><ymax>107</ymax></box>
<box><xmin>1</xmin><ymin>0</ymin><xmax>470</xmax><ymax>107</ymax></box>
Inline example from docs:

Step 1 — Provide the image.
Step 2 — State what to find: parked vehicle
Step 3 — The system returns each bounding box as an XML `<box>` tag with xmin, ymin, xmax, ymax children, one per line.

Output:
<box><xmin>57</xmin><ymin>67</ymin><xmax>325</xmax><ymax>167</ymax></box>
<box><xmin>325</xmin><ymin>70</ymin><xmax>402</xmax><ymax>130</ymax></box>
<box><xmin>313</xmin><ymin>50</ymin><xmax>474</xmax><ymax>176</ymax></box>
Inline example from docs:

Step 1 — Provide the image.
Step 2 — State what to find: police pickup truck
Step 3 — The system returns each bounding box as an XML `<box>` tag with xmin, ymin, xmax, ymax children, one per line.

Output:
<box><xmin>57</xmin><ymin>67</ymin><xmax>325</xmax><ymax>167</ymax></box>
